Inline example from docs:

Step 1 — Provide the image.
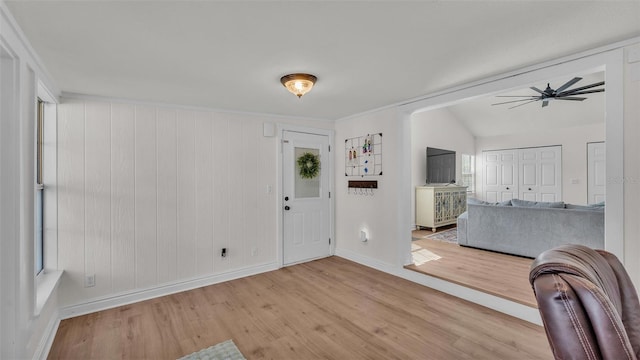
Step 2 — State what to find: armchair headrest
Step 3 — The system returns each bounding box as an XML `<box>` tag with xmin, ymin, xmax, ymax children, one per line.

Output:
<box><xmin>530</xmin><ymin>244</ymin><xmax>640</xmax><ymax>360</ymax></box>
<box><xmin>529</xmin><ymin>244</ymin><xmax>622</xmax><ymax>313</ymax></box>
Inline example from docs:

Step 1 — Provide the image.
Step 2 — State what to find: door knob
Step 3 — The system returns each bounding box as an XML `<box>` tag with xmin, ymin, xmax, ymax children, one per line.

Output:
<box><xmin>284</xmin><ymin>196</ymin><xmax>289</xmax><ymax>201</ymax></box>
<box><xmin>284</xmin><ymin>205</ymin><xmax>290</xmax><ymax>211</ymax></box>
<box><xmin>528</xmin><ymin>188</ymin><xmax>532</xmax><ymax>191</ymax></box>
<box><xmin>506</xmin><ymin>187</ymin><xmax>510</xmax><ymax>190</ymax></box>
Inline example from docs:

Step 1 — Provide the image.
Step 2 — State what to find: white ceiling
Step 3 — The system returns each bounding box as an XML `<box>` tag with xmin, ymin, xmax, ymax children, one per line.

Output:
<box><xmin>5</xmin><ymin>1</ymin><xmax>640</xmax><ymax>120</ymax></box>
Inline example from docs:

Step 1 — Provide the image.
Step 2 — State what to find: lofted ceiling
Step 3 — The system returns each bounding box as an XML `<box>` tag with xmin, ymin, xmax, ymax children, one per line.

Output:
<box><xmin>448</xmin><ymin>71</ymin><xmax>605</xmax><ymax>138</ymax></box>
<box><xmin>4</xmin><ymin>1</ymin><xmax>640</xmax><ymax>120</ymax></box>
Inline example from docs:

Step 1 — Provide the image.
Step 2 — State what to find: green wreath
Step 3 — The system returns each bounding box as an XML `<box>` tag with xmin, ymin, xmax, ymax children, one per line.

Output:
<box><xmin>297</xmin><ymin>152</ymin><xmax>321</xmax><ymax>179</ymax></box>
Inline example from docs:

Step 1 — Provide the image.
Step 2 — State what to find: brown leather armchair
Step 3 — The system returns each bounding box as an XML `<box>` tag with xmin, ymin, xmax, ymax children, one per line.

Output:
<box><xmin>529</xmin><ymin>244</ymin><xmax>640</xmax><ymax>360</ymax></box>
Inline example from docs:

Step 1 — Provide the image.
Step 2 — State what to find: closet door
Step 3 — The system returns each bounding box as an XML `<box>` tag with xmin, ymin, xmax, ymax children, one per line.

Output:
<box><xmin>483</xmin><ymin>149</ymin><xmax>518</xmax><ymax>202</ymax></box>
<box><xmin>519</xmin><ymin>146</ymin><xmax>562</xmax><ymax>202</ymax></box>
<box><xmin>587</xmin><ymin>142</ymin><xmax>605</xmax><ymax>204</ymax></box>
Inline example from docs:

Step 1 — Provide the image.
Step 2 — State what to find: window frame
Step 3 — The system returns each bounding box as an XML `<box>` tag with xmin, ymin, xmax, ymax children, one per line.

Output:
<box><xmin>35</xmin><ymin>83</ymin><xmax>61</xmax><ymax>316</ymax></box>
<box><xmin>35</xmin><ymin>98</ymin><xmax>44</xmax><ymax>276</ymax></box>
<box><xmin>460</xmin><ymin>154</ymin><xmax>475</xmax><ymax>194</ymax></box>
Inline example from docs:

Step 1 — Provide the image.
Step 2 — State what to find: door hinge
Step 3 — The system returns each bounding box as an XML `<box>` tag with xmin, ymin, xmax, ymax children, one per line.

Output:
<box><xmin>329</xmin><ymin>191</ymin><xmax>331</xmax><ymax>198</ymax></box>
<box><xmin>328</xmin><ymin>145</ymin><xmax>331</xmax><ymax>152</ymax></box>
<box><xmin>329</xmin><ymin>238</ymin><xmax>331</xmax><ymax>244</ymax></box>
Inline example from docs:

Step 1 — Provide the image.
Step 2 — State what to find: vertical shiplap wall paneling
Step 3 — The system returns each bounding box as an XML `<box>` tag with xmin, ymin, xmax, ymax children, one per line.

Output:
<box><xmin>228</xmin><ymin>118</ymin><xmax>245</xmax><ymax>268</ymax></box>
<box><xmin>194</xmin><ymin>112</ymin><xmax>214</xmax><ymax>276</ymax></box>
<box><xmin>177</xmin><ymin>110</ymin><xmax>197</xmax><ymax>279</ymax></box>
<box><xmin>111</xmin><ymin>104</ymin><xmax>136</xmax><ymax>292</ymax></box>
<box><xmin>257</xmin><ymin>128</ymin><xmax>277</xmax><ymax>264</ymax></box>
<box><xmin>57</xmin><ymin>101</ymin><xmax>86</xmax><ymax>305</ymax></box>
<box><xmin>134</xmin><ymin>105</ymin><xmax>158</xmax><ymax>288</ymax></box>
<box><xmin>57</xmin><ymin>98</ymin><xmax>300</xmax><ymax>307</ymax></box>
<box><xmin>243</xmin><ymin>121</ymin><xmax>259</xmax><ymax>265</ymax></box>
<box><xmin>156</xmin><ymin>109</ymin><xmax>178</xmax><ymax>284</ymax></box>
<box><xmin>84</xmin><ymin>102</ymin><xmax>112</xmax><ymax>296</ymax></box>
<box><xmin>212</xmin><ymin>116</ymin><xmax>231</xmax><ymax>273</ymax></box>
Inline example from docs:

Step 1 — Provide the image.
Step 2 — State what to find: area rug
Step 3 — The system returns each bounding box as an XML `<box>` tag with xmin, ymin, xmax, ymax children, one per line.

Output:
<box><xmin>425</xmin><ymin>228</ymin><xmax>458</xmax><ymax>244</ymax></box>
<box><xmin>178</xmin><ymin>339</ymin><xmax>246</xmax><ymax>360</ymax></box>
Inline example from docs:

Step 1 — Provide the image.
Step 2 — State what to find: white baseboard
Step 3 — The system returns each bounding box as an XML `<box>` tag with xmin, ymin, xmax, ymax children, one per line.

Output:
<box><xmin>334</xmin><ymin>248</ymin><xmax>542</xmax><ymax>325</ymax></box>
<box><xmin>59</xmin><ymin>262</ymin><xmax>280</xmax><ymax>320</ymax></box>
<box><xmin>334</xmin><ymin>248</ymin><xmax>397</xmax><ymax>274</ymax></box>
<box><xmin>33</xmin><ymin>308</ymin><xmax>60</xmax><ymax>360</ymax></box>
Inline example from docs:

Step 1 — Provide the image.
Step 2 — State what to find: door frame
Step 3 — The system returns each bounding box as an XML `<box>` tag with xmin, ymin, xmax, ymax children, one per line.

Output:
<box><xmin>399</xmin><ymin>48</ymin><xmax>624</xmax><ymax>265</ymax></box>
<box><xmin>277</xmin><ymin>124</ymin><xmax>335</xmax><ymax>267</ymax></box>
<box><xmin>587</xmin><ymin>141</ymin><xmax>606</xmax><ymax>204</ymax></box>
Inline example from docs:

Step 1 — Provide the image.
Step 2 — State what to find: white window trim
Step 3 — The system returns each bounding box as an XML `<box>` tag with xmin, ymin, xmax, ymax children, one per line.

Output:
<box><xmin>35</xmin><ymin>82</ymin><xmax>61</xmax><ymax>316</ymax></box>
<box><xmin>461</xmin><ymin>154</ymin><xmax>475</xmax><ymax>193</ymax></box>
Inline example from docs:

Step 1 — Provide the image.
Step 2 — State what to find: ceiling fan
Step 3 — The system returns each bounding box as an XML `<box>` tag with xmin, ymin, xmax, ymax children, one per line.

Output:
<box><xmin>492</xmin><ymin>77</ymin><xmax>605</xmax><ymax>109</ymax></box>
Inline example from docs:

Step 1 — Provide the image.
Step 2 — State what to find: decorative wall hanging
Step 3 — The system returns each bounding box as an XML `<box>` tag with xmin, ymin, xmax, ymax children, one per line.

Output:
<box><xmin>297</xmin><ymin>152</ymin><xmax>321</xmax><ymax>179</ymax></box>
<box><xmin>348</xmin><ymin>180</ymin><xmax>378</xmax><ymax>195</ymax></box>
<box><xmin>345</xmin><ymin>133</ymin><xmax>382</xmax><ymax>177</ymax></box>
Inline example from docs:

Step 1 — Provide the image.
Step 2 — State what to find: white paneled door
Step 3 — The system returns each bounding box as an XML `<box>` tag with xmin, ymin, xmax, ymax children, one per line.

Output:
<box><xmin>588</xmin><ymin>142</ymin><xmax>606</xmax><ymax>204</ymax></box>
<box><xmin>483</xmin><ymin>149</ymin><xmax>518</xmax><ymax>202</ymax></box>
<box><xmin>483</xmin><ymin>146</ymin><xmax>562</xmax><ymax>202</ymax></box>
<box><xmin>282</xmin><ymin>131</ymin><xmax>330</xmax><ymax>265</ymax></box>
<box><xmin>519</xmin><ymin>146</ymin><xmax>562</xmax><ymax>202</ymax></box>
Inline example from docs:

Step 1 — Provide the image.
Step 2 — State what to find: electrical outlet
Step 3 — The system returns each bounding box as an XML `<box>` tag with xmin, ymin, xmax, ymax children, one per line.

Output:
<box><xmin>85</xmin><ymin>274</ymin><xmax>95</xmax><ymax>288</ymax></box>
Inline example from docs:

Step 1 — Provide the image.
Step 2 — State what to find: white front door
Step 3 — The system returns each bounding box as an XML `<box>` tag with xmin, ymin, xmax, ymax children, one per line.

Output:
<box><xmin>587</xmin><ymin>142</ymin><xmax>606</xmax><ymax>204</ymax></box>
<box><xmin>282</xmin><ymin>131</ymin><xmax>330</xmax><ymax>265</ymax></box>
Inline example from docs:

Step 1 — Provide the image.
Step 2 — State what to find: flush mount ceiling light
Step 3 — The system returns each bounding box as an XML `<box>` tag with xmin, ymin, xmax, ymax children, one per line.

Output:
<box><xmin>280</xmin><ymin>73</ymin><xmax>317</xmax><ymax>98</ymax></box>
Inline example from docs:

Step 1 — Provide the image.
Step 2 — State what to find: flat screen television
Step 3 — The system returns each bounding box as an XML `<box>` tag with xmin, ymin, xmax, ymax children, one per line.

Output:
<box><xmin>426</xmin><ymin>147</ymin><xmax>456</xmax><ymax>184</ymax></box>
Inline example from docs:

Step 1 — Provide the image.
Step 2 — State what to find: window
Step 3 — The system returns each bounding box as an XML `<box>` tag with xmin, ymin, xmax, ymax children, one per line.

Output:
<box><xmin>35</xmin><ymin>98</ymin><xmax>44</xmax><ymax>275</ymax></box>
<box><xmin>461</xmin><ymin>154</ymin><xmax>475</xmax><ymax>193</ymax></box>
<box><xmin>35</xmin><ymin>85</ymin><xmax>62</xmax><ymax>315</ymax></box>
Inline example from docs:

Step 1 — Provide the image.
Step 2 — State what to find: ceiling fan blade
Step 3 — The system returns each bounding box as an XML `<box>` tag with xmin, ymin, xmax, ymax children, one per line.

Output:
<box><xmin>554</xmin><ymin>77</ymin><xmax>582</xmax><ymax>93</ymax></box>
<box><xmin>554</xmin><ymin>97</ymin><xmax>587</xmax><ymax>101</ymax></box>
<box><xmin>508</xmin><ymin>99</ymin><xmax>539</xmax><ymax>109</ymax></box>
<box><xmin>557</xmin><ymin>81</ymin><xmax>605</xmax><ymax>96</ymax></box>
<box><xmin>560</xmin><ymin>89</ymin><xmax>604</xmax><ymax>96</ymax></box>
<box><xmin>530</xmin><ymin>86</ymin><xmax>545</xmax><ymax>94</ymax></box>
<box><xmin>492</xmin><ymin>98</ymin><xmax>539</xmax><ymax>106</ymax></box>
<box><xmin>495</xmin><ymin>95</ymin><xmax>539</xmax><ymax>98</ymax></box>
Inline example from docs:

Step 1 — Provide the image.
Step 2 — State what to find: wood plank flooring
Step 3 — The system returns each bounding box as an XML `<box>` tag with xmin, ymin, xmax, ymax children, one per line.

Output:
<box><xmin>48</xmin><ymin>256</ymin><xmax>552</xmax><ymax>359</ymax></box>
<box><xmin>407</xmin><ymin>228</ymin><xmax>537</xmax><ymax>308</ymax></box>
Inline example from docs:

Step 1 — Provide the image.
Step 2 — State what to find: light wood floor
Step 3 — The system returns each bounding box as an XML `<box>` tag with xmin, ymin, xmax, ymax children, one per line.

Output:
<box><xmin>48</xmin><ymin>256</ymin><xmax>551</xmax><ymax>359</ymax></box>
<box><xmin>407</xmin><ymin>227</ymin><xmax>537</xmax><ymax>308</ymax></box>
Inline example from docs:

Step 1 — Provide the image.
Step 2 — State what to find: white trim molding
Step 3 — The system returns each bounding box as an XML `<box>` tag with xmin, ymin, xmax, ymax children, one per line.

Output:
<box><xmin>59</xmin><ymin>262</ymin><xmax>279</xmax><ymax>320</ymax></box>
<box><xmin>32</xmin><ymin>308</ymin><xmax>61</xmax><ymax>360</ymax></box>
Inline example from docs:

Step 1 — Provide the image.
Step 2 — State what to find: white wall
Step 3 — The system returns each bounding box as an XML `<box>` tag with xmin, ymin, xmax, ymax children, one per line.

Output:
<box><xmin>475</xmin><ymin>123</ymin><xmax>604</xmax><ymax>205</ymax></box>
<box><xmin>0</xmin><ymin>2</ymin><xmax>61</xmax><ymax>358</ymax></box>
<box><xmin>334</xmin><ymin>107</ymin><xmax>401</xmax><ymax>267</ymax></box>
<box><xmin>623</xmin><ymin>43</ymin><xmax>640</xmax><ymax>288</ymax></box>
<box><xmin>410</xmin><ymin>108</ymin><xmax>476</xmax><ymax>225</ymax></box>
<box><xmin>56</xmin><ymin>97</ymin><xmax>333</xmax><ymax>309</ymax></box>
